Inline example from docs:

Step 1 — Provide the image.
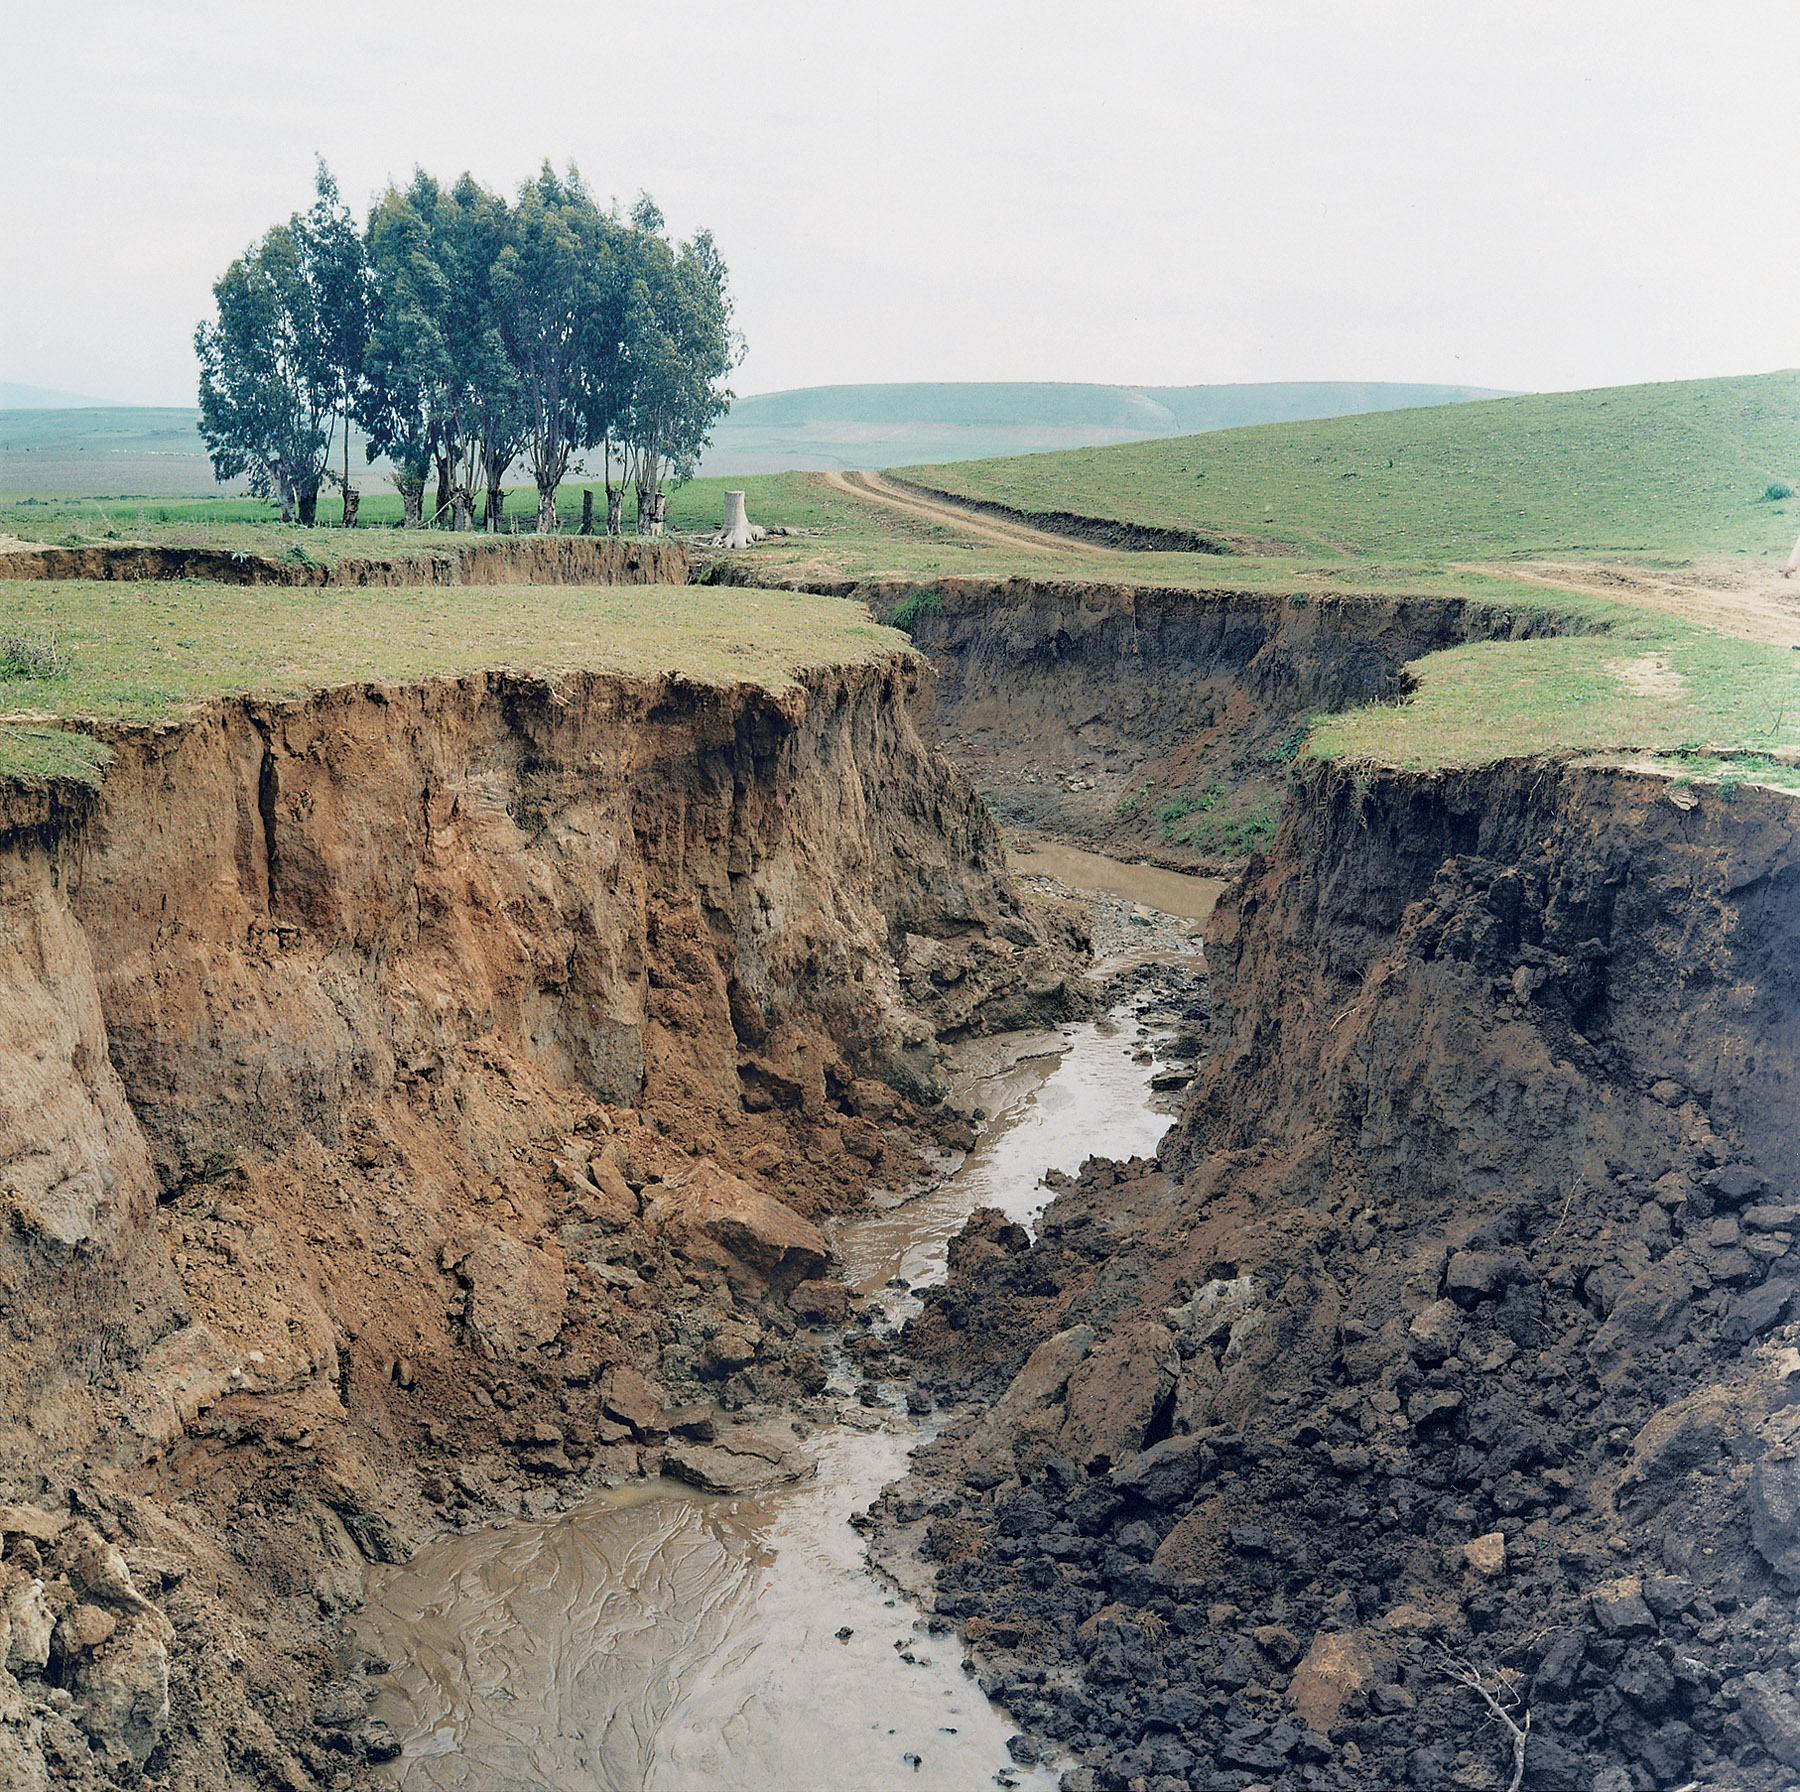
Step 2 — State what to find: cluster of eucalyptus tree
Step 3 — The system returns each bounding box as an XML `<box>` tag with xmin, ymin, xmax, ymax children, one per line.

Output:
<box><xmin>195</xmin><ymin>163</ymin><xmax>739</xmax><ymax>532</ymax></box>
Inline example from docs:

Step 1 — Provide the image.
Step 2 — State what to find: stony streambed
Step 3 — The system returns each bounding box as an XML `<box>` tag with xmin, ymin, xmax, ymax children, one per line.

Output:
<box><xmin>348</xmin><ymin>866</ymin><xmax>1208</xmax><ymax>1789</ymax></box>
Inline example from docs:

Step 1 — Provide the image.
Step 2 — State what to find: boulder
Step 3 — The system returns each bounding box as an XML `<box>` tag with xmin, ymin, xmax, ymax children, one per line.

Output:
<box><xmin>1110</xmin><ymin>1434</ymin><xmax>1217</xmax><ymax>1510</ymax></box>
<box><xmin>1749</xmin><ymin>1456</ymin><xmax>1800</xmax><ymax>1587</ymax></box>
<box><xmin>1167</xmin><ymin>1277</ymin><xmax>1259</xmax><ymax>1345</ymax></box>
<box><xmin>657</xmin><ymin>1158</ymin><xmax>829</xmax><ymax>1293</ymax></box>
<box><xmin>661</xmin><ymin>1426</ymin><xmax>815</xmax><ymax>1494</ymax></box>
<box><xmin>1740</xmin><ymin>1671</ymin><xmax>1800</xmax><ymax>1769</ymax></box>
<box><xmin>1461</xmin><ymin>1532</ymin><xmax>1507</xmax><ymax>1578</ymax></box>
<box><xmin>1407</xmin><ymin>1298</ymin><xmax>1463</xmax><ymax>1365</ymax></box>
<box><xmin>960</xmin><ymin>1324</ymin><xmax>1094</xmax><ymax>1488</ymax></box>
<box><xmin>4</xmin><ymin>1576</ymin><xmax>52</xmax><ymax>1673</ymax></box>
<box><xmin>1589</xmin><ymin>1575</ymin><xmax>1656</xmax><ymax>1637</ymax></box>
<box><xmin>788</xmin><ymin>1279</ymin><xmax>850</xmax><ymax>1325</ymax></box>
<box><xmin>599</xmin><ymin>1365</ymin><xmax>667</xmax><ymax>1441</ymax></box>
<box><xmin>454</xmin><ymin>1227</ymin><xmax>566</xmax><ymax>1360</ymax></box>
<box><xmin>1444</xmin><ymin>1249</ymin><xmax>1528</xmax><ymax>1306</ymax></box>
<box><xmin>1723</xmin><ymin>1279</ymin><xmax>1798</xmax><ymax>1345</ymax></box>
<box><xmin>72</xmin><ymin>1608</ymin><xmax>174</xmax><ymax>1770</ymax></box>
<box><xmin>1288</xmin><ymin>1629</ymin><xmax>1386</xmax><ymax>1733</ymax></box>
<box><xmin>1058</xmin><ymin>1321</ymin><xmax>1180</xmax><ymax>1472</ymax></box>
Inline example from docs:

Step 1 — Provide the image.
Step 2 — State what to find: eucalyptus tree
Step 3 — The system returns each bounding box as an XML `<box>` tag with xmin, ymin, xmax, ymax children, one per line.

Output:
<box><xmin>196</xmin><ymin>165</ymin><xmax>368</xmax><ymax>525</ymax></box>
<box><xmin>491</xmin><ymin>164</ymin><xmax>623</xmax><ymax>532</ymax></box>
<box><xmin>617</xmin><ymin>199</ymin><xmax>737</xmax><ymax>535</ymax></box>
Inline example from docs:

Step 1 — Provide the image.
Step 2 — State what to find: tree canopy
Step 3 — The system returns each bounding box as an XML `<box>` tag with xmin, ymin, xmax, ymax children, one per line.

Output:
<box><xmin>196</xmin><ymin>162</ymin><xmax>738</xmax><ymax>531</ymax></box>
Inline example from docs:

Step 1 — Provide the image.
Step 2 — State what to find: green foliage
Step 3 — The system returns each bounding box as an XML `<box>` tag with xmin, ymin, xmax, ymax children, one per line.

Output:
<box><xmin>889</xmin><ymin>586</ymin><xmax>944</xmax><ymax>630</ymax></box>
<box><xmin>0</xmin><ymin>726</ymin><xmax>112</xmax><ymax>788</ymax></box>
<box><xmin>1114</xmin><ymin>782</ymin><xmax>1150</xmax><ymax>818</ymax></box>
<box><xmin>194</xmin><ymin>164</ymin><xmax>371</xmax><ymax>526</ymax></box>
<box><xmin>1763</xmin><ymin>482</ymin><xmax>1795</xmax><ymax>502</ymax></box>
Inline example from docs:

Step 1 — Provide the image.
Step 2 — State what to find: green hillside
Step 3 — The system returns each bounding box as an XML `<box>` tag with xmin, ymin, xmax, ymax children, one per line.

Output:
<box><xmin>899</xmin><ymin>371</ymin><xmax>1800</xmax><ymax>565</ymax></box>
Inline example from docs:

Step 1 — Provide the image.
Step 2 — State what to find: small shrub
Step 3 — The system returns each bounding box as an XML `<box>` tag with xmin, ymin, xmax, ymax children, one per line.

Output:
<box><xmin>1115</xmin><ymin>783</ymin><xmax>1150</xmax><ymax>819</ymax></box>
<box><xmin>1761</xmin><ymin>482</ymin><xmax>1794</xmax><ymax>502</ymax></box>
<box><xmin>0</xmin><ymin>625</ymin><xmax>73</xmax><ymax>681</ymax></box>
<box><xmin>891</xmin><ymin>586</ymin><xmax>945</xmax><ymax>631</ymax></box>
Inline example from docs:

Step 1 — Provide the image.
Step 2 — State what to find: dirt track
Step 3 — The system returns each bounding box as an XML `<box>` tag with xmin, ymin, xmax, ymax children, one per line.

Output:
<box><xmin>820</xmin><ymin>469</ymin><xmax>1109</xmax><ymax>556</ymax></box>
<box><xmin>1462</xmin><ymin>557</ymin><xmax>1800</xmax><ymax>648</ymax></box>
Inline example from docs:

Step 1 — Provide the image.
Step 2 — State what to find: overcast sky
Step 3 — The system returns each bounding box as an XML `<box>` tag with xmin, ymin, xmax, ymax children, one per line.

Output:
<box><xmin>4</xmin><ymin>0</ymin><xmax>1795</xmax><ymax>407</ymax></box>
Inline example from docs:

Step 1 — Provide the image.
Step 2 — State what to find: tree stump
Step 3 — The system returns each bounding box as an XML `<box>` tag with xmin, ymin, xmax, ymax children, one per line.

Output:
<box><xmin>342</xmin><ymin>487</ymin><xmax>360</xmax><ymax>529</ymax></box>
<box><xmin>606</xmin><ymin>486</ymin><xmax>623</xmax><ymax>537</ymax></box>
<box><xmin>580</xmin><ymin>489</ymin><xmax>595</xmax><ymax>535</ymax></box>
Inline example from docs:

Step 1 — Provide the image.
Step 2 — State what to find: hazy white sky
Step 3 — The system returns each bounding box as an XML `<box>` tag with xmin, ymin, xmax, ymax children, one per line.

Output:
<box><xmin>4</xmin><ymin>0</ymin><xmax>1795</xmax><ymax>406</ymax></box>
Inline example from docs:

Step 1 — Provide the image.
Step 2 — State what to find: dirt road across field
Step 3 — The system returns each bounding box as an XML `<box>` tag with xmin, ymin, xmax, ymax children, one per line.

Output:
<box><xmin>1462</xmin><ymin>556</ymin><xmax>1800</xmax><ymax>647</ymax></box>
<box><xmin>819</xmin><ymin>469</ymin><xmax>1108</xmax><ymax>556</ymax></box>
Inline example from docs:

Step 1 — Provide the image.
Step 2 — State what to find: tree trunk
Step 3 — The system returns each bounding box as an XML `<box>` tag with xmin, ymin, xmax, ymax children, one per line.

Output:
<box><xmin>451</xmin><ymin>488</ymin><xmax>473</xmax><ymax>532</ymax></box>
<box><xmin>580</xmin><ymin>489</ymin><xmax>594</xmax><ymax>535</ymax></box>
<box><xmin>634</xmin><ymin>482</ymin><xmax>650</xmax><ymax>536</ymax></box>
<box><xmin>537</xmin><ymin>484</ymin><xmax>558</xmax><ymax>533</ymax></box>
<box><xmin>485</xmin><ymin>487</ymin><xmax>505</xmax><ymax>531</ymax></box>
<box><xmin>649</xmin><ymin>491</ymin><xmax>667</xmax><ymax>538</ymax></box>
<box><xmin>298</xmin><ymin>483</ymin><xmax>319</xmax><ymax>527</ymax></box>
<box><xmin>606</xmin><ymin>486</ymin><xmax>623</xmax><ymax>537</ymax></box>
<box><xmin>342</xmin><ymin>487</ymin><xmax>360</xmax><ymax>529</ymax></box>
<box><xmin>435</xmin><ymin>455</ymin><xmax>451</xmax><ymax>527</ymax></box>
<box><xmin>400</xmin><ymin>480</ymin><xmax>423</xmax><ymax>531</ymax></box>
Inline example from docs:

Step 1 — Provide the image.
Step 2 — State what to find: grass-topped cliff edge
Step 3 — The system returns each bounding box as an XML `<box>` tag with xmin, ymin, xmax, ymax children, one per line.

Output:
<box><xmin>0</xmin><ymin>580</ymin><xmax>907</xmax><ymax>787</ymax></box>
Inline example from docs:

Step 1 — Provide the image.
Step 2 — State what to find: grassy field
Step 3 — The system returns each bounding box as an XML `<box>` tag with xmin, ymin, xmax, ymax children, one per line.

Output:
<box><xmin>1310</xmin><ymin>593</ymin><xmax>1800</xmax><ymax>783</ymax></box>
<box><xmin>898</xmin><ymin>370</ymin><xmax>1800</xmax><ymax>567</ymax></box>
<box><xmin>0</xmin><ymin>579</ymin><xmax>905</xmax><ymax>785</ymax></box>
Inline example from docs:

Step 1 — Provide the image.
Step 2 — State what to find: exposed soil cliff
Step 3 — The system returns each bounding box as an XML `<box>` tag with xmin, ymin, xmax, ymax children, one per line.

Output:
<box><xmin>0</xmin><ymin>654</ymin><xmax>1084</xmax><ymax>1789</ymax></box>
<box><xmin>865</xmin><ymin>578</ymin><xmax>1591</xmax><ymax>865</ymax></box>
<box><xmin>881</xmin><ymin>759</ymin><xmax>1800</xmax><ymax>1792</ymax></box>
<box><xmin>0</xmin><ymin>536</ymin><xmax>687</xmax><ymax>588</ymax></box>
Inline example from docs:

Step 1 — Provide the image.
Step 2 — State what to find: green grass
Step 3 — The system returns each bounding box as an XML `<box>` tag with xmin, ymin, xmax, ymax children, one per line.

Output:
<box><xmin>897</xmin><ymin>370</ymin><xmax>1800</xmax><ymax>567</ymax></box>
<box><xmin>0</xmin><ymin>579</ymin><xmax>908</xmax><ymax>785</ymax></box>
<box><xmin>1310</xmin><ymin>598</ymin><xmax>1800</xmax><ymax>774</ymax></box>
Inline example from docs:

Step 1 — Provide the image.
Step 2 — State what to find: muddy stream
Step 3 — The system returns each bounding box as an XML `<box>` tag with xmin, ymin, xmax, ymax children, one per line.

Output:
<box><xmin>354</xmin><ymin>858</ymin><xmax>1215</xmax><ymax>1791</ymax></box>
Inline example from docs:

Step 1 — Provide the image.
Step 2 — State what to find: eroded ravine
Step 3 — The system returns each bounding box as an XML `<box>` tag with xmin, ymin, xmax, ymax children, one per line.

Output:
<box><xmin>351</xmin><ymin>950</ymin><xmax>1203</xmax><ymax>1790</ymax></box>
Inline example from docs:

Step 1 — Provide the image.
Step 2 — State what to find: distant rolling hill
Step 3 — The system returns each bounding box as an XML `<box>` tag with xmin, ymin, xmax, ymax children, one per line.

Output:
<box><xmin>697</xmin><ymin>380</ymin><xmax>1517</xmax><ymax>474</ymax></box>
<box><xmin>1</xmin><ymin>380</ymin><xmax>1516</xmax><ymax>498</ymax></box>
<box><xmin>0</xmin><ymin>383</ymin><xmax>119</xmax><ymax>410</ymax></box>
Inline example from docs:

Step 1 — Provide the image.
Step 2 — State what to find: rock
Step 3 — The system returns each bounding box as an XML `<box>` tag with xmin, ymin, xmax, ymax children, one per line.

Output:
<box><xmin>1743</xmin><ymin>1203</ymin><xmax>1800</xmax><ymax>1232</ymax></box>
<box><xmin>1708</xmin><ymin>1165</ymin><xmax>1765</xmax><ymax>1207</ymax></box>
<box><xmin>1461</xmin><ymin>1532</ymin><xmax>1507</xmax><ymax>1578</ymax></box>
<box><xmin>1059</xmin><ymin>1321</ymin><xmax>1180</xmax><ymax>1471</ymax></box>
<box><xmin>1709</xmin><ymin>1216</ymin><xmax>1742</xmax><ymax>1248</ymax></box>
<box><xmin>1406</xmin><ymin>1388</ymin><xmax>1464</xmax><ymax>1428</ymax></box>
<box><xmin>0</xmin><ymin>1506</ymin><xmax>66</xmax><ymax>1549</ymax></box>
<box><xmin>1444</xmin><ymin>1249</ymin><xmax>1527</xmax><ymax>1305</ymax></box>
<box><xmin>662</xmin><ymin>1427</ymin><xmax>816</xmax><ymax>1494</ymax></box>
<box><xmin>1723</xmin><ymin>1278</ymin><xmax>1797</xmax><ymax>1345</ymax></box>
<box><xmin>1522</xmin><ymin>1733</ymin><xmax>1593</xmax><ymax>1790</ymax></box>
<box><xmin>1740</xmin><ymin>1671</ymin><xmax>1800</xmax><ymax>1769</ymax></box>
<box><xmin>789</xmin><ymin>1278</ymin><xmax>850</xmax><ymax>1324</ymax></box>
<box><xmin>1586</xmin><ymin>1267</ymin><xmax>1691</xmax><ymax>1385</ymax></box>
<box><xmin>1329</xmin><ymin>1445</ymin><xmax>1372</xmax><ymax>1475</ymax></box>
<box><xmin>1109</xmin><ymin>1434</ymin><xmax>1217</xmax><ymax>1510</ymax></box>
<box><xmin>56</xmin><ymin>1603</ymin><xmax>117</xmax><ymax>1653</ymax></box>
<box><xmin>1641</xmin><ymin>1575</ymin><xmax>1693</xmax><ymax>1620</ymax></box>
<box><xmin>699</xmin><ymin>1323</ymin><xmax>760</xmax><ymax>1377</ymax></box>
<box><xmin>63</xmin><ymin>1528</ymin><xmax>154</xmax><ymax>1615</ymax></box>
<box><xmin>72</xmin><ymin>1609</ymin><xmax>173</xmax><ymax>1769</ymax></box>
<box><xmin>664</xmin><ymin>1404</ymin><xmax>717</xmax><ymax>1442</ymax></box>
<box><xmin>1530</xmin><ymin>1628</ymin><xmax>1586</xmax><ymax>1700</ymax></box>
<box><xmin>4</xmin><ymin>1577</ymin><xmax>52</xmax><ymax>1672</ymax></box>
<box><xmin>1748</xmin><ymin>1456</ymin><xmax>1800</xmax><ymax>1586</ymax></box>
<box><xmin>1407</xmin><ymin>1298</ymin><xmax>1463</xmax><ymax>1365</ymax></box>
<box><xmin>1167</xmin><ymin>1276</ymin><xmax>1259</xmax><ymax>1345</ymax></box>
<box><xmin>961</xmin><ymin>1324</ymin><xmax>1095</xmax><ymax>1487</ymax></box>
<box><xmin>599</xmin><ymin>1365</ymin><xmax>668</xmax><ymax>1440</ymax></box>
<box><xmin>1589</xmin><ymin>1575</ymin><xmax>1657</xmax><ymax>1637</ymax></box>
<box><xmin>1006</xmin><ymin>1733</ymin><xmax>1042</xmax><ymax>1764</ymax></box>
<box><xmin>659</xmin><ymin>1158</ymin><xmax>830</xmax><ymax>1293</ymax></box>
<box><xmin>1287</xmin><ymin>1629</ymin><xmax>1385</xmax><ymax>1733</ymax></box>
<box><xmin>456</xmin><ymin>1227</ymin><xmax>567</xmax><ymax>1359</ymax></box>
<box><xmin>1253</xmin><ymin>1623</ymin><xmax>1303</xmax><ymax>1669</ymax></box>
